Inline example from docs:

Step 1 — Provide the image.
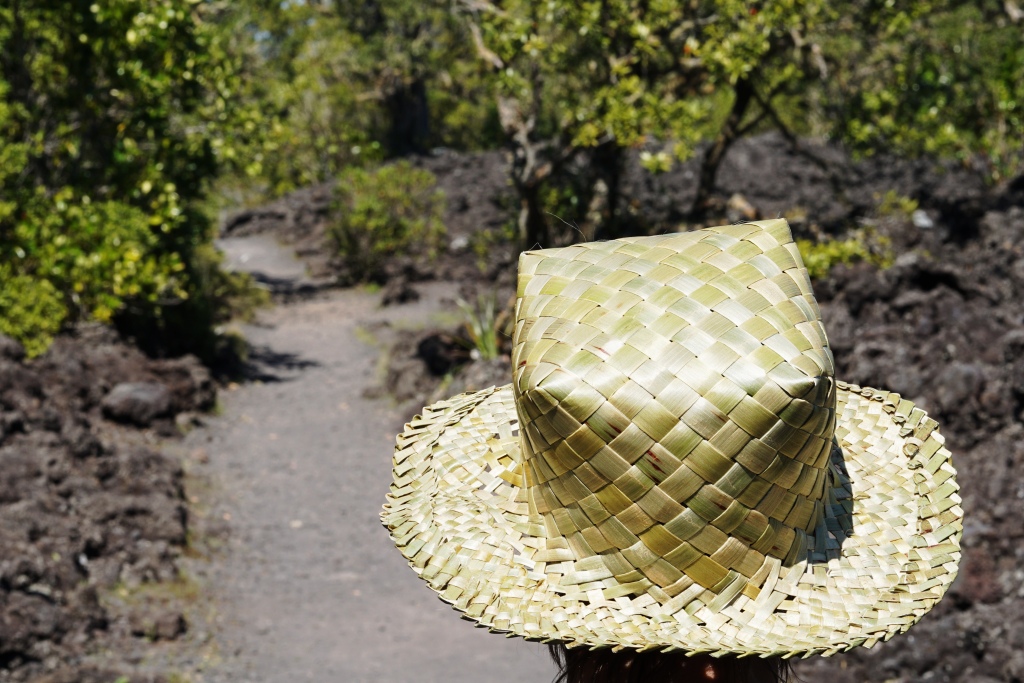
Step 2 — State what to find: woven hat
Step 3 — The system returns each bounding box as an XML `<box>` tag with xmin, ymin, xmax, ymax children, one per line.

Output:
<box><xmin>382</xmin><ymin>219</ymin><xmax>962</xmax><ymax>657</ymax></box>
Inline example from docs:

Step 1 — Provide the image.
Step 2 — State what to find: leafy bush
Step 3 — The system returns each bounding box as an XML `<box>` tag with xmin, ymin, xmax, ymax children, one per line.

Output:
<box><xmin>215</xmin><ymin>0</ymin><xmax>501</xmax><ymax>198</ymax></box>
<box><xmin>798</xmin><ymin>230</ymin><xmax>893</xmax><ymax>281</ymax></box>
<box><xmin>877</xmin><ymin>191</ymin><xmax>920</xmax><ymax>219</ymax></box>
<box><xmin>0</xmin><ymin>191</ymin><xmax>192</xmax><ymax>355</ymax></box>
<box><xmin>820</xmin><ymin>1</ymin><xmax>1024</xmax><ymax>182</ymax></box>
<box><xmin>329</xmin><ymin>162</ymin><xmax>446</xmax><ymax>283</ymax></box>
<box><xmin>469</xmin><ymin>220</ymin><xmax>518</xmax><ymax>273</ymax></box>
<box><xmin>0</xmin><ymin>0</ymin><xmax>265</xmax><ymax>360</ymax></box>
<box><xmin>11</xmin><ymin>194</ymin><xmax>185</xmax><ymax>315</ymax></box>
<box><xmin>110</xmin><ymin>242</ymin><xmax>270</xmax><ymax>364</ymax></box>
<box><xmin>0</xmin><ymin>269</ymin><xmax>65</xmax><ymax>358</ymax></box>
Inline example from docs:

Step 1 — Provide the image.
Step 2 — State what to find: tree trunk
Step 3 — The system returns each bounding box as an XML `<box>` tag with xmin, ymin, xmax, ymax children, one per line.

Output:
<box><xmin>385</xmin><ymin>78</ymin><xmax>430</xmax><ymax>156</ymax></box>
<box><xmin>690</xmin><ymin>78</ymin><xmax>755</xmax><ymax>219</ymax></box>
<box><xmin>589</xmin><ymin>141</ymin><xmax>623</xmax><ymax>240</ymax></box>
<box><xmin>519</xmin><ymin>181</ymin><xmax>548</xmax><ymax>248</ymax></box>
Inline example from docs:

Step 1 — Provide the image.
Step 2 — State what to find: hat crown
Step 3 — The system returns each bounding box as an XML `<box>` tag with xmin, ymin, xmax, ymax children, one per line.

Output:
<box><xmin>512</xmin><ymin>220</ymin><xmax>836</xmax><ymax>597</ymax></box>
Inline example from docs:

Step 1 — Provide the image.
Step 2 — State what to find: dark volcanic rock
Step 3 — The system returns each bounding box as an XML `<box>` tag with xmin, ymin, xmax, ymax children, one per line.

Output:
<box><xmin>427</xmin><ymin>357</ymin><xmax>510</xmax><ymax>405</ymax></box>
<box><xmin>380</xmin><ymin>276</ymin><xmax>420</xmax><ymax>306</ymax></box>
<box><xmin>0</xmin><ymin>334</ymin><xmax>26</xmax><ymax>362</ymax></box>
<box><xmin>102</xmin><ymin>382</ymin><xmax>174</xmax><ymax>426</ymax></box>
<box><xmin>416</xmin><ymin>333</ymin><xmax>470</xmax><ymax>376</ymax></box>
<box><xmin>223</xmin><ymin>134</ymin><xmax>1006</xmax><ymax>297</ymax></box>
<box><xmin>0</xmin><ymin>326</ymin><xmax>208</xmax><ymax>682</ymax></box>
<box><xmin>128</xmin><ymin>605</ymin><xmax>187</xmax><ymax>641</ymax></box>
<box><xmin>150</xmin><ymin>356</ymin><xmax>216</xmax><ymax>414</ymax></box>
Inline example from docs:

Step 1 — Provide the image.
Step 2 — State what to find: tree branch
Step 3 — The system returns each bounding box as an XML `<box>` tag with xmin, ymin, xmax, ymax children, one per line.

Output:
<box><xmin>465</xmin><ymin>18</ymin><xmax>504</xmax><ymax>70</ymax></box>
<box><xmin>749</xmin><ymin>84</ymin><xmax>799</xmax><ymax>147</ymax></box>
<box><xmin>749</xmin><ymin>84</ymin><xmax>848</xmax><ymax>196</ymax></box>
<box><xmin>690</xmin><ymin>77</ymin><xmax>755</xmax><ymax>218</ymax></box>
<box><xmin>735</xmin><ymin>108</ymin><xmax>769</xmax><ymax>138</ymax></box>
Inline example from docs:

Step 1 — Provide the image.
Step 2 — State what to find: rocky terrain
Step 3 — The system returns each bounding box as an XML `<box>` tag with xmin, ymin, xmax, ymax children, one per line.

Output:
<box><xmin>0</xmin><ymin>326</ymin><xmax>215</xmax><ymax>682</ymax></box>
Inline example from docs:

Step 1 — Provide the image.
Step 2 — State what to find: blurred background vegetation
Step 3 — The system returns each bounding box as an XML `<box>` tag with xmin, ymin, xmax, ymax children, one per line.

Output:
<box><xmin>1</xmin><ymin>0</ymin><xmax>1020</xmax><ymax>359</ymax></box>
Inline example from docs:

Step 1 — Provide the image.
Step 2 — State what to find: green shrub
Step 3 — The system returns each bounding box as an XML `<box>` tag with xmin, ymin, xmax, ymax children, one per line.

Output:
<box><xmin>188</xmin><ymin>243</ymin><xmax>270</xmax><ymax>325</ymax></box>
<box><xmin>0</xmin><ymin>0</ymin><xmax>264</xmax><ymax>361</ymax></box>
<box><xmin>877</xmin><ymin>191</ymin><xmax>919</xmax><ymax>220</ymax></box>
<box><xmin>797</xmin><ymin>230</ymin><xmax>893</xmax><ymax>281</ymax></box>
<box><xmin>9</xmin><ymin>192</ymin><xmax>186</xmax><ymax>320</ymax></box>
<box><xmin>469</xmin><ymin>221</ymin><xmax>518</xmax><ymax>273</ymax></box>
<box><xmin>0</xmin><ymin>189</ymin><xmax>268</xmax><ymax>361</ymax></box>
<box><xmin>0</xmin><ymin>192</ymin><xmax>190</xmax><ymax>356</ymax></box>
<box><xmin>798</xmin><ymin>238</ymin><xmax>871</xmax><ymax>281</ymax></box>
<box><xmin>112</xmin><ymin>241</ymin><xmax>270</xmax><ymax>363</ymax></box>
<box><xmin>0</xmin><ymin>269</ymin><xmax>65</xmax><ymax>358</ymax></box>
<box><xmin>329</xmin><ymin>162</ymin><xmax>446</xmax><ymax>283</ymax></box>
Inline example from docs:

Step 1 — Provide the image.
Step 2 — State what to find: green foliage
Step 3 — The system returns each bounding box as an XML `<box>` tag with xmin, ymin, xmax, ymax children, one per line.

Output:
<box><xmin>465</xmin><ymin>0</ymin><xmax>832</xmax><ymax>243</ymax></box>
<box><xmin>798</xmin><ymin>238</ymin><xmax>871</xmax><ymax>280</ymax></box>
<box><xmin>5</xmin><ymin>0</ymin><xmax>1019</xmax><ymax>363</ymax></box>
<box><xmin>189</xmin><ymin>244</ymin><xmax>271</xmax><ymax>325</ymax></box>
<box><xmin>464</xmin><ymin>0</ymin><xmax>1023</xmax><ymax>244</ymax></box>
<box><xmin>0</xmin><ymin>0</ymin><xmax>264</xmax><ymax>359</ymax></box>
<box><xmin>329</xmin><ymin>162</ymin><xmax>446</xmax><ymax>283</ymax></box>
<box><xmin>431</xmin><ymin>85</ymin><xmax>503</xmax><ymax>152</ymax></box>
<box><xmin>876</xmin><ymin>191</ymin><xmax>920</xmax><ymax>220</ymax></box>
<box><xmin>475</xmin><ymin>0</ymin><xmax>786</xmax><ymax>161</ymax></box>
<box><xmin>639</xmin><ymin>151</ymin><xmax>674</xmax><ymax>175</ymax></box>
<box><xmin>0</xmin><ymin>268</ymin><xmax>65</xmax><ymax>358</ymax></box>
<box><xmin>817</xmin><ymin>1</ymin><xmax>1024</xmax><ymax>180</ymax></box>
<box><xmin>0</xmin><ymin>0</ymin><xmax>218</xmax><ymax>228</ymax></box>
<box><xmin>457</xmin><ymin>294</ymin><xmax>501</xmax><ymax>361</ymax></box>
<box><xmin>7</xmin><ymin>193</ymin><xmax>186</xmax><ymax>323</ymax></box>
<box><xmin>469</xmin><ymin>221</ymin><xmax>517</xmax><ymax>272</ymax></box>
<box><xmin>216</xmin><ymin>0</ymin><xmax>501</xmax><ymax>197</ymax></box>
<box><xmin>798</xmin><ymin>230</ymin><xmax>893</xmax><ymax>280</ymax></box>
<box><xmin>456</xmin><ymin>292</ymin><xmax>513</xmax><ymax>360</ymax></box>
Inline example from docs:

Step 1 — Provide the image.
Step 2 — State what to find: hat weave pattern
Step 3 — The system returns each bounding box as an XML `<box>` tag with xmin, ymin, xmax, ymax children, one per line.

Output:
<box><xmin>513</xmin><ymin>222</ymin><xmax>838</xmax><ymax>601</ymax></box>
<box><xmin>383</xmin><ymin>220</ymin><xmax>962</xmax><ymax>656</ymax></box>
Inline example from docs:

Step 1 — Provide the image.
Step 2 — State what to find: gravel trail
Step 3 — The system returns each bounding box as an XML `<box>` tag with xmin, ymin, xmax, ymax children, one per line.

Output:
<box><xmin>187</xmin><ymin>236</ymin><xmax>552</xmax><ymax>683</ymax></box>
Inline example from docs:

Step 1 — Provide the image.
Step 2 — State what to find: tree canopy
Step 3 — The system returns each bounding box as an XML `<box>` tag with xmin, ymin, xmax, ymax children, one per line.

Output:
<box><xmin>220</xmin><ymin>0</ymin><xmax>500</xmax><ymax>196</ymax></box>
<box><xmin>819</xmin><ymin>0</ymin><xmax>1023</xmax><ymax>181</ymax></box>
<box><xmin>1</xmin><ymin>1</ymin><xmax>203</xmax><ymax>353</ymax></box>
<box><xmin>1</xmin><ymin>0</ymin><xmax>1021</xmax><ymax>356</ymax></box>
<box><xmin>462</xmin><ymin>0</ymin><xmax>833</xmax><ymax>244</ymax></box>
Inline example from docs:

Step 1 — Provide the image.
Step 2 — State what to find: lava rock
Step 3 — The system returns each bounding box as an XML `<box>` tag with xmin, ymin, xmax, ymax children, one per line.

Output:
<box><xmin>0</xmin><ymin>334</ymin><xmax>26</xmax><ymax>361</ymax></box>
<box><xmin>101</xmin><ymin>383</ymin><xmax>174</xmax><ymax>427</ymax></box>
<box><xmin>129</xmin><ymin>606</ymin><xmax>187</xmax><ymax>640</ymax></box>
<box><xmin>417</xmin><ymin>333</ymin><xmax>470</xmax><ymax>376</ymax></box>
<box><xmin>381</xmin><ymin>277</ymin><xmax>420</xmax><ymax>306</ymax></box>
<box><xmin>956</xmin><ymin>552</ymin><xmax>1004</xmax><ymax>606</ymax></box>
<box><xmin>933</xmin><ymin>363</ymin><xmax>986</xmax><ymax>413</ymax></box>
<box><xmin>151</xmin><ymin>356</ymin><xmax>216</xmax><ymax>413</ymax></box>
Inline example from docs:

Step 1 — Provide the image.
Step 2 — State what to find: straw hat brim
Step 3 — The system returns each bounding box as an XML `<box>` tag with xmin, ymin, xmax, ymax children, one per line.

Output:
<box><xmin>383</xmin><ymin>380</ymin><xmax>962</xmax><ymax>657</ymax></box>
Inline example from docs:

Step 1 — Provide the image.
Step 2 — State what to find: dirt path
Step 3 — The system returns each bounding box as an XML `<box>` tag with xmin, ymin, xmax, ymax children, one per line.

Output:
<box><xmin>186</xmin><ymin>236</ymin><xmax>552</xmax><ymax>682</ymax></box>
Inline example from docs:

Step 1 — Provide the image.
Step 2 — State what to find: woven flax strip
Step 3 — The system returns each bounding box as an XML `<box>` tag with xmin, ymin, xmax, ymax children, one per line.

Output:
<box><xmin>382</xmin><ymin>219</ymin><xmax>963</xmax><ymax>656</ymax></box>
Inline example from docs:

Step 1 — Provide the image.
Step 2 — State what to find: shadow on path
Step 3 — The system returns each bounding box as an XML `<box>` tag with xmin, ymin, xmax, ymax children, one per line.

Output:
<box><xmin>249</xmin><ymin>271</ymin><xmax>335</xmax><ymax>302</ymax></box>
<box><xmin>240</xmin><ymin>345</ymin><xmax>322</xmax><ymax>383</ymax></box>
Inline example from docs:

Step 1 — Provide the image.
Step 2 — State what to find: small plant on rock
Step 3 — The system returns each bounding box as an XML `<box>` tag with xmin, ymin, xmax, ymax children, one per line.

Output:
<box><xmin>456</xmin><ymin>293</ymin><xmax>512</xmax><ymax>361</ymax></box>
<box><xmin>877</xmin><ymin>190</ymin><xmax>920</xmax><ymax>220</ymax></box>
<box><xmin>329</xmin><ymin>162</ymin><xmax>446</xmax><ymax>283</ymax></box>
<box><xmin>798</xmin><ymin>228</ymin><xmax>893</xmax><ymax>281</ymax></box>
